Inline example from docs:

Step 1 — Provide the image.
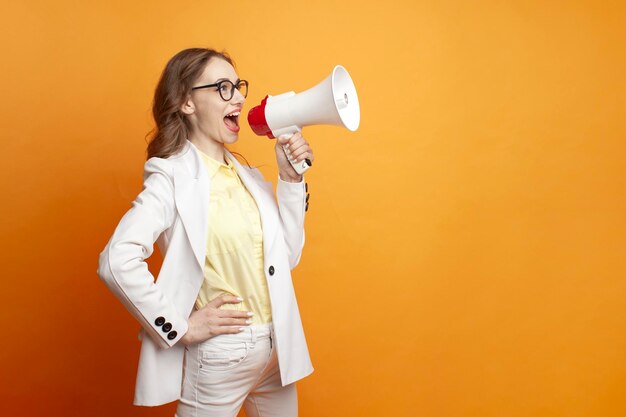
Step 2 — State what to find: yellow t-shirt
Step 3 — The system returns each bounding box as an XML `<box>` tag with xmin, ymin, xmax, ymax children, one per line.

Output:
<box><xmin>194</xmin><ymin>150</ymin><xmax>272</xmax><ymax>324</ymax></box>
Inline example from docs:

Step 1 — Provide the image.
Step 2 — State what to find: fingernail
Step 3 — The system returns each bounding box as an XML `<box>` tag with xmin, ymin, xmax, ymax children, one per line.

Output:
<box><xmin>239</xmin><ymin>327</ymin><xmax>246</xmax><ymax>332</ymax></box>
<box><xmin>305</xmin><ymin>158</ymin><xmax>312</xmax><ymax>167</ymax></box>
<box><xmin>247</xmin><ymin>312</ymin><xmax>254</xmax><ymax>316</ymax></box>
<box><xmin>236</xmin><ymin>297</ymin><xmax>243</xmax><ymax>301</ymax></box>
<box><xmin>245</xmin><ymin>319</ymin><xmax>253</xmax><ymax>324</ymax></box>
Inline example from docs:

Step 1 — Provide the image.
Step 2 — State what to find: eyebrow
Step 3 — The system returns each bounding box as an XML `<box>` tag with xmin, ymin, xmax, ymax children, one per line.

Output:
<box><xmin>215</xmin><ymin>77</ymin><xmax>240</xmax><ymax>83</ymax></box>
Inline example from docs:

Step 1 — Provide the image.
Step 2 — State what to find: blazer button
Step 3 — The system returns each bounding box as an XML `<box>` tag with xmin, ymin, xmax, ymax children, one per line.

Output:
<box><xmin>305</xmin><ymin>182</ymin><xmax>308</xmax><ymax>192</ymax></box>
<box><xmin>167</xmin><ymin>331</ymin><xmax>178</xmax><ymax>340</ymax></box>
<box><xmin>305</xmin><ymin>202</ymin><xmax>309</xmax><ymax>212</ymax></box>
<box><xmin>306</xmin><ymin>193</ymin><xmax>310</xmax><ymax>202</ymax></box>
<box><xmin>162</xmin><ymin>322</ymin><xmax>172</xmax><ymax>332</ymax></box>
<box><xmin>268</xmin><ymin>265</ymin><xmax>275</xmax><ymax>276</ymax></box>
<box><xmin>155</xmin><ymin>317</ymin><xmax>165</xmax><ymax>326</ymax></box>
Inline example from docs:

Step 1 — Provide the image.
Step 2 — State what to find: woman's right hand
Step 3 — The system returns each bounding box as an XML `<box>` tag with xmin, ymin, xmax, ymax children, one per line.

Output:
<box><xmin>179</xmin><ymin>295</ymin><xmax>253</xmax><ymax>346</ymax></box>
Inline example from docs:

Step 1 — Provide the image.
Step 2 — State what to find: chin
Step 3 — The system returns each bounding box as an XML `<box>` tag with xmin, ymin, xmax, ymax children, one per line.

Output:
<box><xmin>223</xmin><ymin>135</ymin><xmax>239</xmax><ymax>145</ymax></box>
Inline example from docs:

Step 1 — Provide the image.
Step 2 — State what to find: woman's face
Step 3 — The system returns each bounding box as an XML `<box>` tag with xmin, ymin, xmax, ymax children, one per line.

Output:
<box><xmin>182</xmin><ymin>58</ymin><xmax>245</xmax><ymax>146</ymax></box>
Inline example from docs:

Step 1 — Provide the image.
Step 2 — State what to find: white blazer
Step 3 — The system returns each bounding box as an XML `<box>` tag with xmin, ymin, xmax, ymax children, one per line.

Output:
<box><xmin>97</xmin><ymin>139</ymin><xmax>313</xmax><ymax>406</ymax></box>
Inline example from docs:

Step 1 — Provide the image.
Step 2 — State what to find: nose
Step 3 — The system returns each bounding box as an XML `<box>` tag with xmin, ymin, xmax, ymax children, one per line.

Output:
<box><xmin>231</xmin><ymin>87</ymin><xmax>245</xmax><ymax>105</ymax></box>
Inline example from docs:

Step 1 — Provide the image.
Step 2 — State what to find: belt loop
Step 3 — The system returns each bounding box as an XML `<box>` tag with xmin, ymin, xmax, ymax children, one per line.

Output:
<box><xmin>269</xmin><ymin>323</ymin><xmax>274</xmax><ymax>348</ymax></box>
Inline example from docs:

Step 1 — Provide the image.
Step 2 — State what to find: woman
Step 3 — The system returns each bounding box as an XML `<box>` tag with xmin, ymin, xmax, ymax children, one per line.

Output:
<box><xmin>97</xmin><ymin>47</ymin><xmax>314</xmax><ymax>417</ymax></box>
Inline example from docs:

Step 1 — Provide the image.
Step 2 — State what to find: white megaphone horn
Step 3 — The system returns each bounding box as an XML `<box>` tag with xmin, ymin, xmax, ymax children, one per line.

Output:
<box><xmin>247</xmin><ymin>65</ymin><xmax>360</xmax><ymax>174</ymax></box>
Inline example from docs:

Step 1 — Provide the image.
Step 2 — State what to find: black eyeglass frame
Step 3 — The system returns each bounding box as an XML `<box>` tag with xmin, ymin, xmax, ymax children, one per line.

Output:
<box><xmin>191</xmin><ymin>79</ymin><xmax>249</xmax><ymax>101</ymax></box>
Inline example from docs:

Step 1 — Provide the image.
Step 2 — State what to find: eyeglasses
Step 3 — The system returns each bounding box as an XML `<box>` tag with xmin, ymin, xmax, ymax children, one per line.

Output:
<box><xmin>191</xmin><ymin>79</ymin><xmax>249</xmax><ymax>101</ymax></box>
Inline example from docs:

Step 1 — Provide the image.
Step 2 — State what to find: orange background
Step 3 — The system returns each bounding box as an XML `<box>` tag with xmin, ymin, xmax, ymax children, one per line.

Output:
<box><xmin>1</xmin><ymin>1</ymin><xmax>625</xmax><ymax>416</ymax></box>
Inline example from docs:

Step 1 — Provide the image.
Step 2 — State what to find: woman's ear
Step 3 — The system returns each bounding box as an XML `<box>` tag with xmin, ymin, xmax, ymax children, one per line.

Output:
<box><xmin>180</xmin><ymin>96</ymin><xmax>195</xmax><ymax>115</ymax></box>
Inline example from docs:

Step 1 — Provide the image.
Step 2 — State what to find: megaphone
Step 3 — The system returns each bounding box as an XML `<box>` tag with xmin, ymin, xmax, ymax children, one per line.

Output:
<box><xmin>247</xmin><ymin>65</ymin><xmax>360</xmax><ymax>174</ymax></box>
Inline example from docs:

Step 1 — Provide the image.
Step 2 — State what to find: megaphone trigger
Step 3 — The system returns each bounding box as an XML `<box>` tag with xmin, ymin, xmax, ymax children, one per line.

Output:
<box><xmin>281</xmin><ymin>143</ymin><xmax>310</xmax><ymax>175</ymax></box>
<box><xmin>276</xmin><ymin>131</ymin><xmax>309</xmax><ymax>174</ymax></box>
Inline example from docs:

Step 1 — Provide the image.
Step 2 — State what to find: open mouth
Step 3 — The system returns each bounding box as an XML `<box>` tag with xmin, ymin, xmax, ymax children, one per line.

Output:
<box><xmin>224</xmin><ymin>111</ymin><xmax>241</xmax><ymax>133</ymax></box>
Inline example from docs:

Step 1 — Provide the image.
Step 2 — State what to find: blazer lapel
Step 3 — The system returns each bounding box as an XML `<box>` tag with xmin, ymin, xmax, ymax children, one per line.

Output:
<box><xmin>172</xmin><ymin>141</ymin><xmax>210</xmax><ymax>270</ymax></box>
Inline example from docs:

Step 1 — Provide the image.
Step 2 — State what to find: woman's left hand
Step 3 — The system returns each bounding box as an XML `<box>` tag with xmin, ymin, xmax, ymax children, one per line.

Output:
<box><xmin>275</xmin><ymin>132</ymin><xmax>314</xmax><ymax>183</ymax></box>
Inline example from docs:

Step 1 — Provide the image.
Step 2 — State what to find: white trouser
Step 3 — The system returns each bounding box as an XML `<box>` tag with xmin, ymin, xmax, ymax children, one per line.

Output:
<box><xmin>175</xmin><ymin>322</ymin><xmax>298</xmax><ymax>417</ymax></box>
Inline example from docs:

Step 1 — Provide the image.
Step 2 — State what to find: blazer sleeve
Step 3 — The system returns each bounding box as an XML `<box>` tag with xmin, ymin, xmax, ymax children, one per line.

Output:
<box><xmin>97</xmin><ymin>157</ymin><xmax>188</xmax><ymax>349</ymax></box>
<box><xmin>276</xmin><ymin>176</ymin><xmax>307</xmax><ymax>269</ymax></box>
